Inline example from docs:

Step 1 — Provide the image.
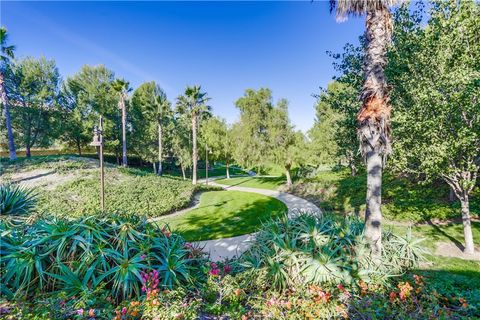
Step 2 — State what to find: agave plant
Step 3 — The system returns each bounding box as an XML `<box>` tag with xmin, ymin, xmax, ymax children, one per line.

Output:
<box><xmin>239</xmin><ymin>212</ymin><xmax>427</xmax><ymax>291</ymax></box>
<box><xmin>0</xmin><ymin>184</ymin><xmax>37</xmax><ymax>216</ymax></box>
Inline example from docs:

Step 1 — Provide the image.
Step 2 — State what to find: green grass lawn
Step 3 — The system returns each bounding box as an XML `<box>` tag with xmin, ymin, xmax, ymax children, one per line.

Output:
<box><xmin>155</xmin><ymin>190</ymin><xmax>288</xmax><ymax>241</ymax></box>
<box><xmin>215</xmin><ymin>176</ymin><xmax>286</xmax><ymax>190</ymax></box>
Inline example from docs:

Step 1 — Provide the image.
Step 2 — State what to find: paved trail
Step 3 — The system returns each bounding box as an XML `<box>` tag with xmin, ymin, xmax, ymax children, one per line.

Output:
<box><xmin>194</xmin><ymin>180</ymin><xmax>321</xmax><ymax>261</ymax></box>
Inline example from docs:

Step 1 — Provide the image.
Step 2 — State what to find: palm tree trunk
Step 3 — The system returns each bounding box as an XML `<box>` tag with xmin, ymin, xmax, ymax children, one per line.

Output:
<box><xmin>0</xmin><ymin>72</ymin><xmax>16</xmax><ymax>161</ymax></box>
<box><xmin>158</xmin><ymin>122</ymin><xmax>162</xmax><ymax>175</ymax></box>
<box><xmin>121</xmin><ymin>97</ymin><xmax>127</xmax><ymax>167</ymax></box>
<box><xmin>192</xmin><ymin>114</ymin><xmax>198</xmax><ymax>185</ymax></box>
<box><xmin>358</xmin><ymin>6</ymin><xmax>393</xmax><ymax>258</ymax></box>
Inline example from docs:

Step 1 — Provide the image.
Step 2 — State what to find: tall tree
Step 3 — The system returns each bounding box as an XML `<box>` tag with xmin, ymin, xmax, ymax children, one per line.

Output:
<box><xmin>200</xmin><ymin>116</ymin><xmax>234</xmax><ymax>179</ymax></box>
<box><xmin>330</xmin><ymin>0</ymin><xmax>399</xmax><ymax>257</ymax></box>
<box><xmin>387</xmin><ymin>0</ymin><xmax>479</xmax><ymax>254</ymax></box>
<box><xmin>59</xmin><ymin>65</ymin><xmax>117</xmax><ymax>156</ymax></box>
<box><xmin>267</xmin><ymin>99</ymin><xmax>303</xmax><ymax>187</ymax></box>
<box><xmin>112</xmin><ymin>79</ymin><xmax>131</xmax><ymax>167</ymax></box>
<box><xmin>233</xmin><ymin>88</ymin><xmax>273</xmax><ymax>171</ymax></box>
<box><xmin>0</xmin><ymin>27</ymin><xmax>16</xmax><ymax>160</ymax></box>
<box><xmin>8</xmin><ymin>57</ymin><xmax>61</xmax><ymax>157</ymax></box>
<box><xmin>176</xmin><ymin>86</ymin><xmax>211</xmax><ymax>185</ymax></box>
<box><xmin>172</xmin><ymin>110</ymin><xmax>193</xmax><ymax>180</ymax></box>
<box><xmin>130</xmin><ymin>81</ymin><xmax>172</xmax><ymax>174</ymax></box>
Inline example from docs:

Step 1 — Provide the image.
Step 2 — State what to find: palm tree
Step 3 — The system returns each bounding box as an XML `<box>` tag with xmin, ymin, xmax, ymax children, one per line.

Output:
<box><xmin>0</xmin><ymin>27</ymin><xmax>16</xmax><ymax>161</ymax></box>
<box><xmin>153</xmin><ymin>88</ymin><xmax>171</xmax><ymax>175</ymax></box>
<box><xmin>330</xmin><ymin>0</ymin><xmax>399</xmax><ymax>257</ymax></box>
<box><xmin>176</xmin><ymin>86</ymin><xmax>210</xmax><ymax>185</ymax></box>
<box><xmin>113</xmin><ymin>79</ymin><xmax>131</xmax><ymax>167</ymax></box>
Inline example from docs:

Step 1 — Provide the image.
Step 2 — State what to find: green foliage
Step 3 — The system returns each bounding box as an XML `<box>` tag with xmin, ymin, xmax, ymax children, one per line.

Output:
<box><xmin>289</xmin><ymin>168</ymin><xmax>480</xmax><ymax>222</ymax></box>
<box><xmin>0</xmin><ymin>215</ymin><xmax>207</xmax><ymax>303</ymax></box>
<box><xmin>387</xmin><ymin>0</ymin><xmax>479</xmax><ymax>202</ymax></box>
<box><xmin>215</xmin><ymin>176</ymin><xmax>286</xmax><ymax>191</ymax></box>
<box><xmin>6</xmin><ymin>57</ymin><xmax>61</xmax><ymax>154</ymax></box>
<box><xmin>0</xmin><ymin>184</ymin><xmax>37</xmax><ymax>217</ymax></box>
<box><xmin>237</xmin><ymin>213</ymin><xmax>426</xmax><ymax>291</ymax></box>
<box><xmin>129</xmin><ymin>81</ymin><xmax>173</xmax><ymax>164</ymax></box>
<box><xmin>37</xmin><ymin>168</ymin><xmax>197</xmax><ymax>218</ymax></box>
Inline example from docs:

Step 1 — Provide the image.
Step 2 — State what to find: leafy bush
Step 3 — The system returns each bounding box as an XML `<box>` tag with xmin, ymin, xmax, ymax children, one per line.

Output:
<box><xmin>0</xmin><ymin>184</ymin><xmax>37</xmax><ymax>217</ymax></box>
<box><xmin>236</xmin><ymin>213</ymin><xmax>427</xmax><ymax>291</ymax></box>
<box><xmin>0</xmin><ymin>215</ymin><xmax>207</xmax><ymax>307</ymax></box>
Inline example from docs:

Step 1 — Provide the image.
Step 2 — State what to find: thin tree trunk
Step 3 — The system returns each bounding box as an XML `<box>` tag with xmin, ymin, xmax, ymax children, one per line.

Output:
<box><xmin>121</xmin><ymin>97</ymin><xmax>127</xmax><ymax>167</ymax></box>
<box><xmin>448</xmin><ymin>188</ymin><xmax>455</xmax><ymax>202</ymax></box>
<box><xmin>181</xmin><ymin>165</ymin><xmax>186</xmax><ymax>180</ymax></box>
<box><xmin>158</xmin><ymin>122</ymin><xmax>162</xmax><ymax>175</ymax></box>
<box><xmin>285</xmin><ymin>165</ymin><xmax>292</xmax><ymax>187</ymax></box>
<box><xmin>77</xmin><ymin>138</ymin><xmax>82</xmax><ymax>156</ymax></box>
<box><xmin>350</xmin><ymin>161</ymin><xmax>357</xmax><ymax>177</ymax></box>
<box><xmin>460</xmin><ymin>194</ymin><xmax>475</xmax><ymax>254</ymax></box>
<box><xmin>192</xmin><ymin>115</ymin><xmax>198</xmax><ymax>185</ymax></box>
<box><xmin>25</xmin><ymin>144</ymin><xmax>31</xmax><ymax>158</ymax></box>
<box><xmin>0</xmin><ymin>73</ymin><xmax>16</xmax><ymax>161</ymax></box>
<box><xmin>153</xmin><ymin>162</ymin><xmax>156</xmax><ymax>174</ymax></box>
<box><xmin>364</xmin><ymin>147</ymin><xmax>383</xmax><ymax>258</ymax></box>
<box><xmin>226</xmin><ymin>161</ymin><xmax>230</xmax><ymax>179</ymax></box>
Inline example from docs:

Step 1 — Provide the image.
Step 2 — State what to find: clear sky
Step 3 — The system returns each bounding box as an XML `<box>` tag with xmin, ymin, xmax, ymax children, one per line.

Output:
<box><xmin>2</xmin><ymin>1</ymin><xmax>364</xmax><ymax>132</ymax></box>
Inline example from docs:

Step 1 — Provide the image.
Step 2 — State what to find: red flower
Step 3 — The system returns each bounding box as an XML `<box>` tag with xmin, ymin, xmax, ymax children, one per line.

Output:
<box><xmin>223</xmin><ymin>264</ymin><xmax>232</xmax><ymax>274</ymax></box>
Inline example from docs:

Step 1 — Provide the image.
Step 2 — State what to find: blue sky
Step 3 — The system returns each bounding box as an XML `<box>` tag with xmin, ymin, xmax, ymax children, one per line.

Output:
<box><xmin>2</xmin><ymin>1</ymin><xmax>364</xmax><ymax>132</ymax></box>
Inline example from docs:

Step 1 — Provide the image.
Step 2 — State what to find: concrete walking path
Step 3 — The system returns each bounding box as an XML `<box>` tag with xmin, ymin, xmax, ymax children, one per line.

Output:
<box><xmin>195</xmin><ymin>179</ymin><xmax>321</xmax><ymax>261</ymax></box>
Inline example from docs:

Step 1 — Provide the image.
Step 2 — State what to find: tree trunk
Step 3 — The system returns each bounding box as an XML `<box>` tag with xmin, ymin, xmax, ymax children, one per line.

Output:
<box><xmin>121</xmin><ymin>97</ymin><xmax>127</xmax><ymax>167</ymax></box>
<box><xmin>226</xmin><ymin>161</ymin><xmax>230</xmax><ymax>179</ymax></box>
<box><xmin>460</xmin><ymin>194</ymin><xmax>475</xmax><ymax>254</ymax></box>
<box><xmin>25</xmin><ymin>144</ymin><xmax>31</xmax><ymax>158</ymax></box>
<box><xmin>181</xmin><ymin>165</ymin><xmax>186</xmax><ymax>180</ymax></box>
<box><xmin>0</xmin><ymin>72</ymin><xmax>16</xmax><ymax>161</ymax></box>
<box><xmin>158</xmin><ymin>122</ymin><xmax>162</xmax><ymax>175</ymax></box>
<box><xmin>358</xmin><ymin>6</ymin><xmax>392</xmax><ymax>258</ymax></box>
<box><xmin>76</xmin><ymin>138</ymin><xmax>82</xmax><ymax>156</ymax></box>
<box><xmin>192</xmin><ymin>115</ymin><xmax>198</xmax><ymax>185</ymax></box>
<box><xmin>350</xmin><ymin>161</ymin><xmax>357</xmax><ymax>177</ymax></box>
<box><xmin>285</xmin><ymin>165</ymin><xmax>292</xmax><ymax>187</ymax></box>
<box><xmin>364</xmin><ymin>147</ymin><xmax>383</xmax><ymax>258</ymax></box>
<box><xmin>448</xmin><ymin>188</ymin><xmax>455</xmax><ymax>202</ymax></box>
<box><xmin>153</xmin><ymin>162</ymin><xmax>156</xmax><ymax>174</ymax></box>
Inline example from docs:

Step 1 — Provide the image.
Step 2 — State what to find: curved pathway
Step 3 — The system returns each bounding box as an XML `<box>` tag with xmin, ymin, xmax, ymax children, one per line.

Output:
<box><xmin>195</xmin><ymin>179</ymin><xmax>321</xmax><ymax>261</ymax></box>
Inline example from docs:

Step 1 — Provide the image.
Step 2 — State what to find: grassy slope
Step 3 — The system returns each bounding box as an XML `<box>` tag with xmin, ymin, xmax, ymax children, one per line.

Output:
<box><xmin>156</xmin><ymin>190</ymin><xmax>288</xmax><ymax>241</ymax></box>
<box><xmin>1</xmin><ymin>155</ymin><xmax>199</xmax><ymax>218</ymax></box>
<box><xmin>289</xmin><ymin>169</ymin><xmax>479</xmax><ymax>222</ymax></box>
<box><xmin>215</xmin><ymin>176</ymin><xmax>286</xmax><ymax>190</ymax></box>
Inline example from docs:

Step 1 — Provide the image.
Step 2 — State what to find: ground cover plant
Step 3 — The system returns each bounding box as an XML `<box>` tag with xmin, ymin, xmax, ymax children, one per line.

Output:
<box><xmin>0</xmin><ymin>156</ymin><xmax>201</xmax><ymax>219</ymax></box>
<box><xmin>288</xmin><ymin>168</ymin><xmax>480</xmax><ymax>222</ymax></box>
<box><xmin>157</xmin><ymin>190</ymin><xmax>288</xmax><ymax>241</ymax></box>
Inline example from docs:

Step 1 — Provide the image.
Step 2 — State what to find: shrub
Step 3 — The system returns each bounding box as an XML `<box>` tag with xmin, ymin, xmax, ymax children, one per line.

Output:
<box><xmin>0</xmin><ymin>184</ymin><xmax>37</xmax><ymax>217</ymax></box>
<box><xmin>0</xmin><ymin>215</ymin><xmax>207</xmax><ymax>306</ymax></box>
<box><xmin>236</xmin><ymin>213</ymin><xmax>427</xmax><ymax>291</ymax></box>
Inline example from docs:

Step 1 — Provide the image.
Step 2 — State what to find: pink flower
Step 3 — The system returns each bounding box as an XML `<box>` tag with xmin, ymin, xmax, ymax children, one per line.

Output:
<box><xmin>140</xmin><ymin>254</ymin><xmax>146</xmax><ymax>260</ymax></box>
<box><xmin>76</xmin><ymin>308</ymin><xmax>84</xmax><ymax>315</ymax></box>
<box><xmin>223</xmin><ymin>264</ymin><xmax>232</xmax><ymax>274</ymax></box>
<box><xmin>121</xmin><ymin>307</ymin><xmax>127</xmax><ymax>314</ymax></box>
<box><xmin>210</xmin><ymin>262</ymin><xmax>218</xmax><ymax>269</ymax></box>
<box><xmin>209</xmin><ymin>268</ymin><xmax>220</xmax><ymax>276</ymax></box>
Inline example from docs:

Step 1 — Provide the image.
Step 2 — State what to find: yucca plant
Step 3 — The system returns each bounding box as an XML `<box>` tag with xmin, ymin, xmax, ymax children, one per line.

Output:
<box><xmin>0</xmin><ymin>184</ymin><xmax>37</xmax><ymax>216</ymax></box>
